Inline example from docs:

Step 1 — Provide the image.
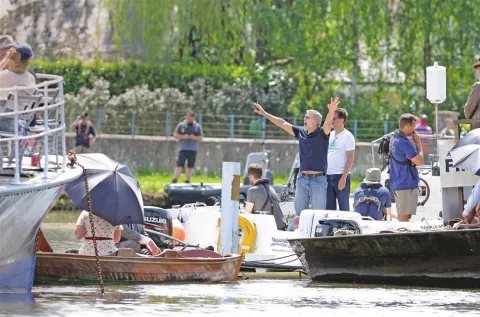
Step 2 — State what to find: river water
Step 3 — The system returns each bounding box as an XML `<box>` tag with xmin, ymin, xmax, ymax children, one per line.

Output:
<box><xmin>1</xmin><ymin>212</ymin><xmax>479</xmax><ymax>317</ymax></box>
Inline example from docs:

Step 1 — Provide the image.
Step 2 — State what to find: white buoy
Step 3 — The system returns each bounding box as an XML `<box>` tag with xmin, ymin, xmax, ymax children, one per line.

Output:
<box><xmin>426</xmin><ymin>62</ymin><xmax>447</xmax><ymax>137</ymax></box>
<box><xmin>219</xmin><ymin>162</ymin><xmax>241</xmax><ymax>255</ymax></box>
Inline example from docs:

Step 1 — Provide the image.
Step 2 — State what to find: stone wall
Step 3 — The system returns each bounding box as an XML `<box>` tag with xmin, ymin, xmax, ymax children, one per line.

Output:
<box><xmin>67</xmin><ymin>133</ymin><xmax>383</xmax><ymax>177</ymax></box>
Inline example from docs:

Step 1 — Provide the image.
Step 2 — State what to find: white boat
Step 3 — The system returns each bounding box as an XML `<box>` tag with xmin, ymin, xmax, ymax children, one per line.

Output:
<box><xmin>0</xmin><ymin>74</ymin><xmax>81</xmax><ymax>293</ymax></box>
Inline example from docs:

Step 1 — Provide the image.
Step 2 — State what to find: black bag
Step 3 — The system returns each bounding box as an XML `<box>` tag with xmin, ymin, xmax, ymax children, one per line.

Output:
<box><xmin>260</xmin><ymin>184</ymin><xmax>288</xmax><ymax>230</ymax></box>
<box><xmin>378</xmin><ymin>133</ymin><xmax>393</xmax><ymax>155</ymax></box>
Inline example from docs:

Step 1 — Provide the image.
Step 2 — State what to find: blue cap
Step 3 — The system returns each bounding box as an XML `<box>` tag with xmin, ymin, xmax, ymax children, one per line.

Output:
<box><xmin>14</xmin><ymin>43</ymin><xmax>34</xmax><ymax>60</ymax></box>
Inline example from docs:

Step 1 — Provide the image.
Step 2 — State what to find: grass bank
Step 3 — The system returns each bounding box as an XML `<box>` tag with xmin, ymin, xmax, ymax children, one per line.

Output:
<box><xmin>134</xmin><ymin>170</ymin><xmax>363</xmax><ymax>194</ymax></box>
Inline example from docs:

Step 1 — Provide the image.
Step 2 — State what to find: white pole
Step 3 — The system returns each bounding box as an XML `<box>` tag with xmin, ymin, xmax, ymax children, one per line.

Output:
<box><xmin>219</xmin><ymin>161</ymin><xmax>241</xmax><ymax>255</ymax></box>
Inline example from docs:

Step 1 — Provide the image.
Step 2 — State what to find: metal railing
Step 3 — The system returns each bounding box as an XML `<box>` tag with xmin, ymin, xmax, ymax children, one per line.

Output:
<box><xmin>0</xmin><ymin>74</ymin><xmax>67</xmax><ymax>184</ymax></box>
<box><xmin>85</xmin><ymin>110</ymin><xmax>400</xmax><ymax>142</ymax></box>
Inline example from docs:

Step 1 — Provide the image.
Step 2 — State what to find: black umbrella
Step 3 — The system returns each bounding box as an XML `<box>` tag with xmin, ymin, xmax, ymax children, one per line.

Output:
<box><xmin>65</xmin><ymin>153</ymin><xmax>144</xmax><ymax>225</ymax></box>
<box><xmin>448</xmin><ymin>129</ymin><xmax>480</xmax><ymax>176</ymax></box>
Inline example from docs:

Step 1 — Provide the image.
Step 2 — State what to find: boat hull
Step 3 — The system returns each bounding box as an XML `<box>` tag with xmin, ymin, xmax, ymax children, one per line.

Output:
<box><xmin>35</xmin><ymin>251</ymin><xmax>242</xmax><ymax>283</ymax></box>
<box><xmin>0</xmin><ymin>179</ymin><xmax>77</xmax><ymax>293</ymax></box>
<box><xmin>289</xmin><ymin>229</ymin><xmax>480</xmax><ymax>288</ymax></box>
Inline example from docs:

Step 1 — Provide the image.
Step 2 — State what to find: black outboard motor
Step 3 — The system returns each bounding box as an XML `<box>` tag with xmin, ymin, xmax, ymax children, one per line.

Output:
<box><xmin>143</xmin><ymin>206</ymin><xmax>173</xmax><ymax>247</ymax></box>
<box><xmin>314</xmin><ymin>219</ymin><xmax>361</xmax><ymax>237</ymax></box>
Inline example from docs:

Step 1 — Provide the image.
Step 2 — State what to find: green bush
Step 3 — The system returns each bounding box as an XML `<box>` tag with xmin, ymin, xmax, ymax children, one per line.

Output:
<box><xmin>32</xmin><ymin>59</ymin><xmax>264</xmax><ymax>96</ymax></box>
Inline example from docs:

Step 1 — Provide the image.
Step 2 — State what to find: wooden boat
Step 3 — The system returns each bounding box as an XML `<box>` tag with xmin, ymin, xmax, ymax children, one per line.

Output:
<box><xmin>288</xmin><ymin>227</ymin><xmax>480</xmax><ymax>288</ymax></box>
<box><xmin>35</xmin><ymin>249</ymin><xmax>242</xmax><ymax>284</ymax></box>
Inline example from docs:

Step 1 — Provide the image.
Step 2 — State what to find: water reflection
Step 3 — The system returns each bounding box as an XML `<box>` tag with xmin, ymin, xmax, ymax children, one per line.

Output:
<box><xmin>17</xmin><ymin>213</ymin><xmax>480</xmax><ymax>317</ymax></box>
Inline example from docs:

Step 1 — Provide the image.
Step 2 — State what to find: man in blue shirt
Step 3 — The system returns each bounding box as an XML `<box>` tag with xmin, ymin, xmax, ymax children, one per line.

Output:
<box><xmin>462</xmin><ymin>179</ymin><xmax>480</xmax><ymax>222</ymax></box>
<box><xmin>253</xmin><ymin>97</ymin><xmax>340</xmax><ymax>216</ymax></box>
<box><xmin>353</xmin><ymin>168</ymin><xmax>392</xmax><ymax>220</ymax></box>
<box><xmin>389</xmin><ymin>113</ymin><xmax>424</xmax><ymax>221</ymax></box>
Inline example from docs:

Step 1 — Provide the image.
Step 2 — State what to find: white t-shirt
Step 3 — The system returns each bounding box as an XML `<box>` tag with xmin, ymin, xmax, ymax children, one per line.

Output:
<box><xmin>327</xmin><ymin>129</ymin><xmax>356</xmax><ymax>175</ymax></box>
<box><xmin>0</xmin><ymin>69</ymin><xmax>36</xmax><ymax>99</ymax></box>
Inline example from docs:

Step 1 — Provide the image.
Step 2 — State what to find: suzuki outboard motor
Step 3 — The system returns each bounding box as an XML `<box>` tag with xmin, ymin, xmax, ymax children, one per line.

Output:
<box><xmin>143</xmin><ymin>206</ymin><xmax>173</xmax><ymax>247</ymax></box>
<box><xmin>314</xmin><ymin>219</ymin><xmax>361</xmax><ymax>237</ymax></box>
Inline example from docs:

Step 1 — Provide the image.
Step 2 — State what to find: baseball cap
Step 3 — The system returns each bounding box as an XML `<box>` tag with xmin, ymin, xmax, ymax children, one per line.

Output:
<box><xmin>15</xmin><ymin>42</ymin><xmax>34</xmax><ymax>60</ymax></box>
<box><xmin>0</xmin><ymin>35</ymin><xmax>15</xmax><ymax>50</ymax></box>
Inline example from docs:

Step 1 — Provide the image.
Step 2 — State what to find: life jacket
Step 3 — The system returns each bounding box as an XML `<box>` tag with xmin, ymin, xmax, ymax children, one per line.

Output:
<box><xmin>353</xmin><ymin>184</ymin><xmax>385</xmax><ymax>220</ymax></box>
<box><xmin>389</xmin><ymin>130</ymin><xmax>417</xmax><ymax>180</ymax></box>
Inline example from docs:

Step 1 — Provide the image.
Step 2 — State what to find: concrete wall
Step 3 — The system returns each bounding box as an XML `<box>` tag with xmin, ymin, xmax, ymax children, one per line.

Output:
<box><xmin>68</xmin><ymin>133</ymin><xmax>384</xmax><ymax>177</ymax></box>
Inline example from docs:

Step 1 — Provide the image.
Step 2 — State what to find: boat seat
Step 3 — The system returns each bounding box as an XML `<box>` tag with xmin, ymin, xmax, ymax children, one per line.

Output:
<box><xmin>116</xmin><ymin>248</ymin><xmax>138</xmax><ymax>257</ymax></box>
<box><xmin>159</xmin><ymin>249</ymin><xmax>181</xmax><ymax>258</ymax></box>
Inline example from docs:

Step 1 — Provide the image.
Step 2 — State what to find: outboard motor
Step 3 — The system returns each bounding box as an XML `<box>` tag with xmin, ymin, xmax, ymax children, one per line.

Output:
<box><xmin>314</xmin><ymin>219</ymin><xmax>361</xmax><ymax>237</ymax></box>
<box><xmin>143</xmin><ymin>206</ymin><xmax>173</xmax><ymax>247</ymax></box>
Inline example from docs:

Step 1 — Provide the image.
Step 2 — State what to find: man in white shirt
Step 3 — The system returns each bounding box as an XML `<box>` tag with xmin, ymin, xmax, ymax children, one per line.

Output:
<box><xmin>462</xmin><ymin>179</ymin><xmax>480</xmax><ymax>223</ymax></box>
<box><xmin>326</xmin><ymin>108</ymin><xmax>355</xmax><ymax>211</ymax></box>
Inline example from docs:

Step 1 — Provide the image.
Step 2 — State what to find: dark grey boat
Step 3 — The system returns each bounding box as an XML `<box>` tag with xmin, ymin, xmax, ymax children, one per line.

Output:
<box><xmin>288</xmin><ymin>228</ymin><xmax>480</xmax><ymax>288</ymax></box>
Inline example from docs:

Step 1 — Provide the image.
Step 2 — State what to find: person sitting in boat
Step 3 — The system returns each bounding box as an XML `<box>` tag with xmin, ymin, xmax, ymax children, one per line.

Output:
<box><xmin>245</xmin><ymin>163</ymin><xmax>287</xmax><ymax>230</ymax></box>
<box><xmin>117</xmin><ymin>223</ymin><xmax>160</xmax><ymax>256</ymax></box>
<box><xmin>245</xmin><ymin>163</ymin><xmax>276</xmax><ymax>214</ymax></box>
<box><xmin>75</xmin><ymin>210</ymin><xmax>122</xmax><ymax>256</ymax></box>
<box><xmin>353</xmin><ymin>168</ymin><xmax>392</xmax><ymax>221</ymax></box>
<box><xmin>462</xmin><ymin>179</ymin><xmax>480</xmax><ymax>223</ymax></box>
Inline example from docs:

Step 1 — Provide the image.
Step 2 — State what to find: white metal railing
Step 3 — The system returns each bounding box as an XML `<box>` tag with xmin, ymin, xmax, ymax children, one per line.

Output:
<box><xmin>0</xmin><ymin>74</ymin><xmax>67</xmax><ymax>184</ymax></box>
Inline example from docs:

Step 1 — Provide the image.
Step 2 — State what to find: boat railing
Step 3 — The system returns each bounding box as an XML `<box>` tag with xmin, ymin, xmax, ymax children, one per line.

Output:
<box><xmin>0</xmin><ymin>74</ymin><xmax>67</xmax><ymax>184</ymax></box>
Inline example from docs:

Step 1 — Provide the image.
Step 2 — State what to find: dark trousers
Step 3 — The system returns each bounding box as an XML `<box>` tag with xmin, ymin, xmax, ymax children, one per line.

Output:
<box><xmin>326</xmin><ymin>174</ymin><xmax>351</xmax><ymax>211</ymax></box>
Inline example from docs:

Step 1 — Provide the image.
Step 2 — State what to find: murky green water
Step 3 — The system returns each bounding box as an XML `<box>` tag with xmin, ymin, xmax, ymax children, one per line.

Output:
<box><xmin>2</xmin><ymin>212</ymin><xmax>478</xmax><ymax>317</ymax></box>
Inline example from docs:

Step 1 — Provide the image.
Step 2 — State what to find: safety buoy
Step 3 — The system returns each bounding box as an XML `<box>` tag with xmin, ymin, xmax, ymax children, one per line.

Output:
<box><xmin>172</xmin><ymin>218</ymin><xmax>186</xmax><ymax>243</ymax></box>
<box><xmin>217</xmin><ymin>215</ymin><xmax>257</xmax><ymax>256</ymax></box>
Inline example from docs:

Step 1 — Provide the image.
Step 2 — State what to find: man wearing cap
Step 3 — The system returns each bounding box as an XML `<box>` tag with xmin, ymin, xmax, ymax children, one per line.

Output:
<box><xmin>71</xmin><ymin>112</ymin><xmax>97</xmax><ymax>153</ymax></box>
<box><xmin>353</xmin><ymin>168</ymin><xmax>392</xmax><ymax>221</ymax></box>
<box><xmin>464</xmin><ymin>59</ymin><xmax>480</xmax><ymax>130</ymax></box>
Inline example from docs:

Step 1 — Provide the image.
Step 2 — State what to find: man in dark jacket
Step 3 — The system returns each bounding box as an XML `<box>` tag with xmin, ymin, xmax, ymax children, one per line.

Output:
<box><xmin>353</xmin><ymin>168</ymin><xmax>392</xmax><ymax>221</ymax></box>
<box><xmin>117</xmin><ymin>223</ymin><xmax>160</xmax><ymax>255</ymax></box>
<box><xmin>71</xmin><ymin>111</ymin><xmax>97</xmax><ymax>153</ymax></box>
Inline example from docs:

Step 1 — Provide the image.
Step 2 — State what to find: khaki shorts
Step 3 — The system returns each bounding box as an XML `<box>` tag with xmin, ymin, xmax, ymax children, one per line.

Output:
<box><xmin>394</xmin><ymin>189</ymin><xmax>419</xmax><ymax>215</ymax></box>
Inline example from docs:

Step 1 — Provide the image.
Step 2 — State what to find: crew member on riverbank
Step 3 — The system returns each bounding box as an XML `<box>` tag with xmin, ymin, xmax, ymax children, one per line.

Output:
<box><xmin>171</xmin><ymin>110</ymin><xmax>203</xmax><ymax>184</ymax></box>
<box><xmin>71</xmin><ymin>112</ymin><xmax>97</xmax><ymax>153</ymax></box>
<box><xmin>253</xmin><ymin>97</ymin><xmax>340</xmax><ymax>216</ymax></box>
<box><xmin>389</xmin><ymin>114</ymin><xmax>424</xmax><ymax>222</ymax></box>
<box><xmin>464</xmin><ymin>58</ymin><xmax>480</xmax><ymax>130</ymax></box>
<box><xmin>326</xmin><ymin>108</ymin><xmax>355</xmax><ymax>211</ymax></box>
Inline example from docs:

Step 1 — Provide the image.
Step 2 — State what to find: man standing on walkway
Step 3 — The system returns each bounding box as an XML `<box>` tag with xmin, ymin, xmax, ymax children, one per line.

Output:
<box><xmin>171</xmin><ymin>110</ymin><xmax>203</xmax><ymax>183</ymax></box>
<box><xmin>464</xmin><ymin>58</ymin><xmax>480</xmax><ymax>130</ymax></box>
<box><xmin>71</xmin><ymin>111</ymin><xmax>97</xmax><ymax>153</ymax></box>
<box><xmin>254</xmin><ymin>97</ymin><xmax>340</xmax><ymax>216</ymax></box>
<box><xmin>326</xmin><ymin>108</ymin><xmax>355</xmax><ymax>211</ymax></box>
<box><xmin>390</xmin><ymin>113</ymin><xmax>424</xmax><ymax>222</ymax></box>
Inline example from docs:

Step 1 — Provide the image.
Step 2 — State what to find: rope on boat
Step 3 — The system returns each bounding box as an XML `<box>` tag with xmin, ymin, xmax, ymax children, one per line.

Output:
<box><xmin>67</xmin><ymin>150</ymin><xmax>105</xmax><ymax>296</ymax></box>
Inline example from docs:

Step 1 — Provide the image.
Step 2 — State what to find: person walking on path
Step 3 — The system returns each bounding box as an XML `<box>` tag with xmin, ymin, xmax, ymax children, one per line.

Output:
<box><xmin>389</xmin><ymin>113</ymin><xmax>424</xmax><ymax>222</ymax></box>
<box><xmin>253</xmin><ymin>97</ymin><xmax>340</xmax><ymax>216</ymax></box>
<box><xmin>464</xmin><ymin>58</ymin><xmax>480</xmax><ymax>130</ymax></box>
<box><xmin>71</xmin><ymin>111</ymin><xmax>97</xmax><ymax>154</ymax></box>
<box><xmin>326</xmin><ymin>108</ymin><xmax>355</xmax><ymax>211</ymax></box>
<box><xmin>171</xmin><ymin>110</ymin><xmax>203</xmax><ymax>183</ymax></box>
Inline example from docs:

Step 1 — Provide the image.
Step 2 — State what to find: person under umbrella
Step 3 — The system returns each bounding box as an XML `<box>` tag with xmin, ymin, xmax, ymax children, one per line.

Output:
<box><xmin>448</xmin><ymin>129</ymin><xmax>480</xmax><ymax>223</ymax></box>
<box><xmin>75</xmin><ymin>211</ymin><xmax>122</xmax><ymax>256</ymax></box>
<box><xmin>66</xmin><ymin>153</ymin><xmax>146</xmax><ymax>254</ymax></box>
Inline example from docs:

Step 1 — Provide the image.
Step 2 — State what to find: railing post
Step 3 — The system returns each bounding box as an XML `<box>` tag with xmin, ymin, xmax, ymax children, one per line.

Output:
<box><xmin>131</xmin><ymin>111</ymin><xmax>136</xmax><ymax>136</ymax></box>
<box><xmin>59</xmin><ymin>79</ymin><xmax>66</xmax><ymax>172</ymax></box>
<box><xmin>230</xmin><ymin>114</ymin><xmax>235</xmax><ymax>138</ymax></box>
<box><xmin>12</xmin><ymin>86</ymin><xmax>21</xmax><ymax>184</ymax></box>
<box><xmin>97</xmin><ymin>110</ymin><xmax>102</xmax><ymax>132</ymax></box>
<box><xmin>165</xmin><ymin>112</ymin><xmax>170</xmax><ymax>137</ymax></box>
<box><xmin>198</xmin><ymin>112</ymin><xmax>203</xmax><ymax>126</ymax></box>
<box><xmin>43</xmin><ymin>85</ymin><xmax>50</xmax><ymax>179</ymax></box>
<box><xmin>292</xmin><ymin>117</ymin><xmax>297</xmax><ymax>139</ymax></box>
<box><xmin>262</xmin><ymin>116</ymin><xmax>266</xmax><ymax>140</ymax></box>
<box><xmin>354</xmin><ymin>119</ymin><xmax>358</xmax><ymax>138</ymax></box>
<box><xmin>384</xmin><ymin>120</ymin><xmax>388</xmax><ymax>135</ymax></box>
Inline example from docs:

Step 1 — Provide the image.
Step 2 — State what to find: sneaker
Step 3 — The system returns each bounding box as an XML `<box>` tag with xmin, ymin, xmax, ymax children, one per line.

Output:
<box><xmin>185</xmin><ymin>180</ymin><xmax>191</xmax><ymax>184</ymax></box>
<box><xmin>171</xmin><ymin>179</ymin><xmax>178</xmax><ymax>184</ymax></box>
